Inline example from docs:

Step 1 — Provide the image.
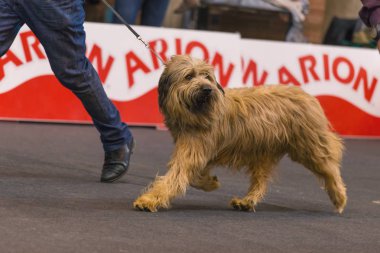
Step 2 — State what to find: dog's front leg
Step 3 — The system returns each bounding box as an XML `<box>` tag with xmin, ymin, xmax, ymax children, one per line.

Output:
<box><xmin>134</xmin><ymin>140</ymin><xmax>208</xmax><ymax>212</ymax></box>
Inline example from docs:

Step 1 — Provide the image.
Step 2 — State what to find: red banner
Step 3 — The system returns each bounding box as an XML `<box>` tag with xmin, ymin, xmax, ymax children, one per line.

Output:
<box><xmin>1</xmin><ymin>23</ymin><xmax>380</xmax><ymax>137</ymax></box>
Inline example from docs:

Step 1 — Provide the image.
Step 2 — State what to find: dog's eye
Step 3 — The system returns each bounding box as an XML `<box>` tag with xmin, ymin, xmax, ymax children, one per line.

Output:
<box><xmin>185</xmin><ymin>74</ymin><xmax>193</xmax><ymax>81</ymax></box>
<box><xmin>205</xmin><ymin>74</ymin><xmax>212</xmax><ymax>80</ymax></box>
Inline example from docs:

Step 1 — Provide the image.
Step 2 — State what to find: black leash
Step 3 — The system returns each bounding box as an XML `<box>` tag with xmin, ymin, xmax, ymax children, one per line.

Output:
<box><xmin>101</xmin><ymin>0</ymin><xmax>165</xmax><ymax>65</ymax></box>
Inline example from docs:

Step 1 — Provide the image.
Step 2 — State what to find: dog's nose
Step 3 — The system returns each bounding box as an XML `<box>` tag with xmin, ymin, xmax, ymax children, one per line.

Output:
<box><xmin>202</xmin><ymin>86</ymin><xmax>212</xmax><ymax>95</ymax></box>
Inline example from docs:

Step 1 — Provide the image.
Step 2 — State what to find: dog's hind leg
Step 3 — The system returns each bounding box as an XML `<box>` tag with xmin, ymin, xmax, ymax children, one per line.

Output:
<box><xmin>302</xmin><ymin>158</ymin><xmax>347</xmax><ymax>213</ymax></box>
<box><xmin>290</xmin><ymin>132</ymin><xmax>347</xmax><ymax>213</ymax></box>
<box><xmin>318</xmin><ymin>159</ymin><xmax>347</xmax><ymax>213</ymax></box>
<box><xmin>190</xmin><ymin>165</ymin><xmax>220</xmax><ymax>192</ymax></box>
<box><xmin>299</xmin><ymin>158</ymin><xmax>347</xmax><ymax>213</ymax></box>
<box><xmin>231</xmin><ymin>160</ymin><xmax>276</xmax><ymax>211</ymax></box>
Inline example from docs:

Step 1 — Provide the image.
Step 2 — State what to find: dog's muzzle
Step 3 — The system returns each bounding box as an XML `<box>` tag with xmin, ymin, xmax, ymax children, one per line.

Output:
<box><xmin>190</xmin><ymin>85</ymin><xmax>214</xmax><ymax>112</ymax></box>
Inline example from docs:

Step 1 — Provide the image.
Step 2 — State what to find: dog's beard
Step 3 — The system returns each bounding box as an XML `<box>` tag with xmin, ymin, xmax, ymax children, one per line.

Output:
<box><xmin>187</xmin><ymin>87</ymin><xmax>216</xmax><ymax>114</ymax></box>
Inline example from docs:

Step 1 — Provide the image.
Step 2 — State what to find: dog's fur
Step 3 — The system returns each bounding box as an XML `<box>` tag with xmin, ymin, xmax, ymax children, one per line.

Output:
<box><xmin>133</xmin><ymin>55</ymin><xmax>347</xmax><ymax>213</ymax></box>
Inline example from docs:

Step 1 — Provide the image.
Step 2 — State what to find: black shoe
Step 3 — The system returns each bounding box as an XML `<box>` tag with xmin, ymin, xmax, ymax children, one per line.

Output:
<box><xmin>100</xmin><ymin>138</ymin><xmax>135</xmax><ymax>183</ymax></box>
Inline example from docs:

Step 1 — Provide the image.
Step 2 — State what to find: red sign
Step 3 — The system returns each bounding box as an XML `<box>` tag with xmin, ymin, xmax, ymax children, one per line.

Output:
<box><xmin>1</xmin><ymin>24</ymin><xmax>380</xmax><ymax>137</ymax></box>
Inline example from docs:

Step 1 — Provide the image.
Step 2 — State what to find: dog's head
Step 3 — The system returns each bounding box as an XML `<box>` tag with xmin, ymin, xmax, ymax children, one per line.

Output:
<box><xmin>158</xmin><ymin>55</ymin><xmax>225</xmax><ymax>129</ymax></box>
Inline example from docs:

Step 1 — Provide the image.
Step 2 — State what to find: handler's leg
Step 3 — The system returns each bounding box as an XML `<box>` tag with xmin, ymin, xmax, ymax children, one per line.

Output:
<box><xmin>0</xmin><ymin>0</ymin><xmax>24</xmax><ymax>57</ymax></box>
<box><xmin>140</xmin><ymin>0</ymin><xmax>170</xmax><ymax>26</ymax></box>
<box><xmin>113</xmin><ymin>0</ymin><xmax>143</xmax><ymax>24</ymax></box>
<box><xmin>15</xmin><ymin>0</ymin><xmax>134</xmax><ymax>182</ymax></box>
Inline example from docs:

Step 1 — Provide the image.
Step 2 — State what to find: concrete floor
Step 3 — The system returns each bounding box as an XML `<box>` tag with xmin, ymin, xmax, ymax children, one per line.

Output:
<box><xmin>0</xmin><ymin>122</ymin><xmax>379</xmax><ymax>253</ymax></box>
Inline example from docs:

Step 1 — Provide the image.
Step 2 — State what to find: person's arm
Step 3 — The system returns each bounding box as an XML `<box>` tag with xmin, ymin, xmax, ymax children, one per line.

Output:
<box><xmin>359</xmin><ymin>0</ymin><xmax>380</xmax><ymax>51</ymax></box>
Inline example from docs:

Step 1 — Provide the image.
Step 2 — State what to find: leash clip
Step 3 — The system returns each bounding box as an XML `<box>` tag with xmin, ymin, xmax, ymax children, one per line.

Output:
<box><xmin>138</xmin><ymin>36</ymin><xmax>149</xmax><ymax>48</ymax></box>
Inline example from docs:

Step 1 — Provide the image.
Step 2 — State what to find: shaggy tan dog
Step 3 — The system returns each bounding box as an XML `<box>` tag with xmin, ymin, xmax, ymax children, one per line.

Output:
<box><xmin>133</xmin><ymin>55</ymin><xmax>347</xmax><ymax>213</ymax></box>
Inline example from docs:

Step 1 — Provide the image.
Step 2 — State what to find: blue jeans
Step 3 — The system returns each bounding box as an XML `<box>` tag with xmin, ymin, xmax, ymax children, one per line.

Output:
<box><xmin>0</xmin><ymin>0</ymin><xmax>132</xmax><ymax>152</ymax></box>
<box><xmin>113</xmin><ymin>0</ymin><xmax>170</xmax><ymax>26</ymax></box>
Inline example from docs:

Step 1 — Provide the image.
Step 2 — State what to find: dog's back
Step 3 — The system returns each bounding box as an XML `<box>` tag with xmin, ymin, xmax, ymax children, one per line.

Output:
<box><xmin>215</xmin><ymin>84</ymin><xmax>343</xmax><ymax>172</ymax></box>
<box><xmin>222</xmin><ymin>85</ymin><xmax>337</xmax><ymax>155</ymax></box>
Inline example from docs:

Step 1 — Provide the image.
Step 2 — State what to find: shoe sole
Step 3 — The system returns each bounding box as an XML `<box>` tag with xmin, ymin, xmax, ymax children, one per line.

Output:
<box><xmin>100</xmin><ymin>168</ymin><xmax>128</xmax><ymax>183</ymax></box>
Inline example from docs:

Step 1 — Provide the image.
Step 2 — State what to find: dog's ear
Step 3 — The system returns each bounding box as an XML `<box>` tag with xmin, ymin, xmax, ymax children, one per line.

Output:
<box><xmin>216</xmin><ymin>82</ymin><xmax>225</xmax><ymax>95</ymax></box>
<box><xmin>158</xmin><ymin>71</ymin><xmax>171</xmax><ymax>110</ymax></box>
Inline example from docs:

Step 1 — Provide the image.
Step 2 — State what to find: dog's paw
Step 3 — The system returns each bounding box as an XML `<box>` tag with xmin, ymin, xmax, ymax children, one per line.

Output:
<box><xmin>133</xmin><ymin>195</ymin><xmax>160</xmax><ymax>212</ymax></box>
<box><xmin>230</xmin><ymin>197</ymin><xmax>256</xmax><ymax>212</ymax></box>
<box><xmin>191</xmin><ymin>175</ymin><xmax>220</xmax><ymax>192</ymax></box>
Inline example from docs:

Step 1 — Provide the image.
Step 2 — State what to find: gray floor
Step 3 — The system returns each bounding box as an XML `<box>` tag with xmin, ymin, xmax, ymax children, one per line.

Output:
<box><xmin>0</xmin><ymin>121</ymin><xmax>379</xmax><ymax>253</ymax></box>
